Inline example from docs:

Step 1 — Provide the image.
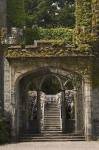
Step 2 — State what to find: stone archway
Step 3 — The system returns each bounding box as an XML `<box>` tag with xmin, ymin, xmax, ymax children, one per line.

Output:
<box><xmin>12</xmin><ymin>66</ymin><xmax>85</xmax><ymax>139</ymax></box>
<box><xmin>39</xmin><ymin>74</ymin><xmax>63</xmax><ymax>134</ymax></box>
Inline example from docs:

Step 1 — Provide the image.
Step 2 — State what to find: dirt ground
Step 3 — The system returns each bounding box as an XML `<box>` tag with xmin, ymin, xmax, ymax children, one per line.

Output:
<box><xmin>0</xmin><ymin>142</ymin><xmax>99</xmax><ymax>150</ymax></box>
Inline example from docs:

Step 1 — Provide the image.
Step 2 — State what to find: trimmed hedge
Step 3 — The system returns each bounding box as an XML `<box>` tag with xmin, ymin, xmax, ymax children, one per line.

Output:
<box><xmin>39</xmin><ymin>28</ymin><xmax>73</xmax><ymax>42</ymax></box>
<box><xmin>24</xmin><ymin>27</ymin><xmax>73</xmax><ymax>45</ymax></box>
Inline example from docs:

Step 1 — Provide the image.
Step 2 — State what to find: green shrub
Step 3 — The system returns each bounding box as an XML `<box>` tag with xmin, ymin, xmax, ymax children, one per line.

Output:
<box><xmin>23</xmin><ymin>27</ymin><xmax>73</xmax><ymax>45</ymax></box>
<box><xmin>39</xmin><ymin>28</ymin><xmax>73</xmax><ymax>43</ymax></box>
<box><xmin>0</xmin><ymin>116</ymin><xmax>11</xmax><ymax>144</ymax></box>
<box><xmin>24</xmin><ymin>26</ymin><xmax>40</xmax><ymax>45</ymax></box>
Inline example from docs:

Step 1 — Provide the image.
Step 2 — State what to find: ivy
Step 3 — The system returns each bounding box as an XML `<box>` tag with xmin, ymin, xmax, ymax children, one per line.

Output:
<box><xmin>39</xmin><ymin>28</ymin><xmax>73</xmax><ymax>43</ymax></box>
<box><xmin>5</xmin><ymin>0</ymin><xmax>99</xmax><ymax>57</ymax></box>
<box><xmin>24</xmin><ymin>27</ymin><xmax>74</xmax><ymax>44</ymax></box>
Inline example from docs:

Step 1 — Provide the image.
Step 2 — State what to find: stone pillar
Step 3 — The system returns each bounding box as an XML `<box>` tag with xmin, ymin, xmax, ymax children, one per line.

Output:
<box><xmin>0</xmin><ymin>57</ymin><xmax>4</xmax><ymax>114</ymax></box>
<box><xmin>61</xmin><ymin>90</ymin><xmax>66</xmax><ymax>132</ymax></box>
<box><xmin>10</xmin><ymin>67</ymin><xmax>16</xmax><ymax>140</ymax></box>
<box><xmin>74</xmin><ymin>89</ymin><xmax>78</xmax><ymax>133</ymax></box>
<box><xmin>37</xmin><ymin>90</ymin><xmax>42</xmax><ymax>133</ymax></box>
<box><xmin>39</xmin><ymin>92</ymin><xmax>45</xmax><ymax>133</ymax></box>
<box><xmin>3</xmin><ymin>58</ymin><xmax>17</xmax><ymax>141</ymax></box>
<box><xmin>4</xmin><ymin>58</ymin><xmax>12</xmax><ymax>121</ymax></box>
<box><xmin>84</xmin><ymin>74</ymin><xmax>92</xmax><ymax>140</ymax></box>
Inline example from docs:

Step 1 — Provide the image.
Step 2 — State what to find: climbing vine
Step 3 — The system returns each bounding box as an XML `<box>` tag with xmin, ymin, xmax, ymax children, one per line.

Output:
<box><xmin>24</xmin><ymin>27</ymin><xmax>73</xmax><ymax>45</ymax></box>
<box><xmin>4</xmin><ymin>0</ymin><xmax>99</xmax><ymax>57</ymax></box>
<box><xmin>75</xmin><ymin>0</ymin><xmax>95</xmax><ymax>51</ymax></box>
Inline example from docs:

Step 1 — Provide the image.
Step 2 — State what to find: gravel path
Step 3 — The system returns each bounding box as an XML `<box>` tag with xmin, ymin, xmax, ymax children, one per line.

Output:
<box><xmin>0</xmin><ymin>142</ymin><xmax>99</xmax><ymax>150</ymax></box>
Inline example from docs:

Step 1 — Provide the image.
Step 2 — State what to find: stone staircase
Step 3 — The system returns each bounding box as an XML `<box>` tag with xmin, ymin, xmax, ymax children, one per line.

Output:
<box><xmin>43</xmin><ymin>101</ymin><xmax>61</xmax><ymax>133</ymax></box>
<box><xmin>19</xmin><ymin>99</ymin><xmax>85</xmax><ymax>142</ymax></box>
<box><xmin>19</xmin><ymin>133</ymin><xmax>85</xmax><ymax>142</ymax></box>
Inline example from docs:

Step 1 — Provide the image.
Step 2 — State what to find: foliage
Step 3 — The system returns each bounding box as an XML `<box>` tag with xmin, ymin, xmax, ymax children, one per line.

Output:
<box><xmin>0</xmin><ymin>116</ymin><xmax>11</xmax><ymax>144</ymax></box>
<box><xmin>75</xmin><ymin>0</ymin><xmax>94</xmax><ymax>51</ymax></box>
<box><xmin>24</xmin><ymin>27</ymin><xmax>73</xmax><ymax>44</ymax></box>
<box><xmin>24</xmin><ymin>26</ymin><xmax>40</xmax><ymax>44</ymax></box>
<box><xmin>41</xmin><ymin>76</ymin><xmax>61</xmax><ymax>94</ymax></box>
<box><xmin>39</xmin><ymin>28</ymin><xmax>73</xmax><ymax>41</ymax></box>
<box><xmin>24</xmin><ymin>0</ymin><xmax>75</xmax><ymax>27</ymax></box>
<box><xmin>7</xmin><ymin>0</ymin><xmax>25</xmax><ymax>27</ymax></box>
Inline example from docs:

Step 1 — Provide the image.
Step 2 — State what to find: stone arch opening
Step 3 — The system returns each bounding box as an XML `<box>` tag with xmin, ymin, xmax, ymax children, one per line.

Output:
<box><xmin>40</xmin><ymin>74</ymin><xmax>63</xmax><ymax>95</ymax></box>
<box><xmin>14</xmin><ymin>66</ymin><xmax>84</xmax><ymax>138</ymax></box>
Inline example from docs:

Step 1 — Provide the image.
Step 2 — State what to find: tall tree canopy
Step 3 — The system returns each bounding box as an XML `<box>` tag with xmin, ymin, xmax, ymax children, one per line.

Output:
<box><xmin>7</xmin><ymin>0</ymin><xmax>25</xmax><ymax>27</ymax></box>
<box><xmin>7</xmin><ymin>0</ymin><xmax>75</xmax><ymax>28</ymax></box>
<box><xmin>24</xmin><ymin>0</ymin><xmax>75</xmax><ymax>27</ymax></box>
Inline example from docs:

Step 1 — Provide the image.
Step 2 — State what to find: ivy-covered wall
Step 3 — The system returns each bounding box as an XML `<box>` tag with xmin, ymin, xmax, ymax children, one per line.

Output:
<box><xmin>75</xmin><ymin>0</ymin><xmax>92</xmax><ymax>47</ymax></box>
<box><xmin>92</xmin><ymin>0</ymin><xmax>99</xmax><ymax>35</ymax></box>
<box><xmin>6</xmin><ymin>0</ymin><xmax>99</xmax><ymax>57</ymax></box>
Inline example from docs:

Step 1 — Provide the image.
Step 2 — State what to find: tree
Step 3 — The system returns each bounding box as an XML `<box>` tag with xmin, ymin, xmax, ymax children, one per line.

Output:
<box><xmin>59</xmin><ymin>4</ymin><xmax>75</xmax><ymax>27</ymax></box>
<box><xmin>7</xmin><ymin>0</ymin><xmax>75</xmax><ymax>28</ymax></box>
<box><xmin>24</xmin><ymin>0</ymin><xmax>75</xmax><ymax>27</ymax></box>
<box><xmin>7</xmin><ymin>0</ymin><xmax>25</xmax><ymax>27</ymax></box>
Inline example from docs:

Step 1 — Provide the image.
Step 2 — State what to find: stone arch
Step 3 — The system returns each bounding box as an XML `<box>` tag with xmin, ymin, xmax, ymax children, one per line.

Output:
<box><xmin>39</xmin><ymin>74</ymin><xmax>64</xmax><ymax>92</ymax></box>
<box><xmin>13</xmin><ymin>65</ymin><xmax>84</xmax><ymax>138</ymax></box>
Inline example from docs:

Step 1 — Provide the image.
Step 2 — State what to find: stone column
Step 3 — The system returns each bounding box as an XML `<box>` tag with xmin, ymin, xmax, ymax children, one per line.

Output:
<box><xmin>37</xmin><ymin>90</ymin><xmax>42</xmax><ymax>133</ymax></box>
<box><xmin>10</xmin><ymin>67</ymin><xmax>16</xmax><ymax>140</ymax></box>
<box><xmin>84</xmin><ymin>74</ymin><xmax>92</xmax><ymax>140</ymax></box>
<box><xmin>4</xmin><ymin>58</ymin><xmax>17</xmax><ymax>141</ymax></box>
<box><xmin>61</xmin><ymin>90</ymin><xmax>66</xmax><ymax>132</ymax></box>
<box><xmin>39</xmin><ymin>92</ymin><xmax>45</xmax><ymax>133</ymax></box>
<box><xmin>0</xmin><ymin>57</ymin><xmax>4</xmax><ymax>114</ymax></box>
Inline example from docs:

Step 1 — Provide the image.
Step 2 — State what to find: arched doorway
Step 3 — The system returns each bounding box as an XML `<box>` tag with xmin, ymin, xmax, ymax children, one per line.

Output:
<box><xmin>16</xmin><ymin>68</ymin><xmax>84</xmax><ymax>138</ymax></box>
<box><xmin>39</xmin><ymin>75</ymin><xmax>63</xmax><ymax>133</ymax></box>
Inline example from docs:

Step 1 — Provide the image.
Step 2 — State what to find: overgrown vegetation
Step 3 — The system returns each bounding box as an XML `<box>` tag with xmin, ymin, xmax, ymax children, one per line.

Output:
<box><xmin>24</xmin><ymin>0</ymin><xmax>75</xmax><ymax>27</ymax></box>
<box><xmin>74</xmin><ymin>0</ymin><xmax>97</xmax><ymax>52</ymax></box>
<box><xmin>0</xmin><ymin>115</ymin><xmax>11</xmax><ymax>144</ymax></box>
<box><xmin>7</xmin><ymin>0</ymin><xmax>75</xmax><ymax>28</ymax></box>
<box><xmin>6</xmin><ymin>0</ymin><xmax>98</xmax><ymax>55</ymax></box>
<box><xmin>24</xmin><ymin>27</ymin><xmax>73</xmax><ymax>44</ymax></box>
<box><xmin>7</xmin><ymin>0</ymin><xmax>25</xmax><ymax>27</ymax></box>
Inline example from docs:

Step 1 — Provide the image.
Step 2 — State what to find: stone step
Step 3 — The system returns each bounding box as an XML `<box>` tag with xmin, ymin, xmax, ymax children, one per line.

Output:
<box><xmin>44</xmin><ymin>115</ymin><xmax>60</xmax><ymax>120</ymax></box>
<box><xmin>45</xmin><ymin>107</ymin><xmax>59</xmax><ymax>110</ymax></box>
<box><xmin>20</xmin><ymin>135</ymin><xmax>84</xmax><ymax>139</ymax></box>
<box><xmin>21</xmin><ymin>131</ymin><xmax>84</xmax><ymax>136</ymax></box>
<box><xmin>20</xmin><ymin>134</ymin><xmax>85</xmax><ymax>142</ymax></box>
<box><xmin>44</xmin><ymin>116</ymin><xmax>60</xmax><ymax>118</ymax></box>
<box><xmin>45</xmin><ymin>112</ymin><xmax>60</xmax><ymax>115</ymax></box>
<box><xmin>44</xmin><ymin>120</ymin><xmax>60</xmax><ymax>125</ymax></box>
<box><xmin>44</xmin><ymin>123</ymin><xmax>60</xmax><ymax>126</ymax></box>
<box><xmin>44</xmin><ymin>120</ymin><xmax>60</xmax><ymax>123</ymax></box>
<box><xmin>44</xmin><ymin>128</ymin><xmax>61</xmax><ymax>131</ymax></box>
<box><xmin>46</xmin><ymin>109</ymin><xmax>59</xmax><ymax>111</ymax></box>
<box><xmin>44</xmin><ymin>118</ymin><xmax>60</xmax><ymax>120</ymax></box>
<box><xmin>44</xmin><ymin>126</ymin><xmax>61</xmax><ymax>128</ymax></box>
<box><xmin>44</xmin><ymin>123</ymin><xmax>61</xmax><ymax>125</ymax></box>
<box><xmin>45</xmin><ymin>118</ymin><xmax>60</xmax><ymax>120</ymax></box>
<box><xmin>45</xmin><ymin>110</ymin><xmax>60</xmax><ymax>113</ymax></box>
<box><xmin>45</xmin><ymin>112</ymin><xmax>60</xmax><ymax>114</ymax></box>
<box><xmin>45</xmin><ymin>115</ymin><xmax>60</xmax><ymax>118</ymax></box>
<box><xmin>44</xmin><ymin>124</ymin><xmax>60</xmax><ymax>127</ymax></box>
<box><xmin>45</xmin><ymin>108</ymin><xmax>59</xmax><ymax>110</ymax></box>
<box><xmin>45</xmin><ymin>106</ymin><xmax>59</xmax><ymax>108</ymax></box>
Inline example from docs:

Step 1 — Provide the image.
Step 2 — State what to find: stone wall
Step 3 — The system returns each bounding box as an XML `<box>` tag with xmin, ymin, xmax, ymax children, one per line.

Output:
<box><xmin>3</xmin><ymin>58</ymin><xmax>12</xmax><ymax>118</ymax></box>
<box><xmin>0</xmin><ymin>57</ymin><xmax>4</xmax><ymax>114</ymax></box>
<box><xmin>92</xmin><ymin>57</ymin><xmax>99</xmax><ymax>139</ymax></box>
